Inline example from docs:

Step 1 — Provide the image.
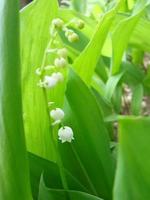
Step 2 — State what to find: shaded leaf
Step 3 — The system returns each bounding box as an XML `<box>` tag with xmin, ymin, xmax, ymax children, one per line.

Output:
<box><xmin>0</xmin><ymin>0</ymin><xmax>32</xmax><ymax>199</ymax></box>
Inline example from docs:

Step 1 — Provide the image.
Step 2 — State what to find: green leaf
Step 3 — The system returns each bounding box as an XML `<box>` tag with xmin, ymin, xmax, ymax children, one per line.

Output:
<box><xmin>38</xmin><ymin>177</ymin><xmax>103</xmax><ymax>200</ymax></box>
<box><xmin>20</xmin><ymin>0</ymin><xmax>58</xmax><ymax>160</ymax></box>
<box><xmin>28</xmin><ymin>153</ymin><xmax>87</xmax><ymax>199</ymax></box>
<box><xmin>73</xmin><ymin>1</ymin><xmax>121</xmax><ymax>85</ymax></box>
<box><xmin>111</xmin><ymin>0</ymin><xmax>148</xmax><ymax>75</ymax></box>
<box><xmin>0</xmin><ymin>0</ymin><xmax>32</xmax><ymax>199</ymax></box>
<box><xmin>105</xmin><ymin>72</ymin><xmax>124</xmax><ymax>101</ymax></box>
<box><xmin>130</xmin><ymin>17</ymin><xmax>150</xmax><ymax>52</ymax></box>
<box><xmin>131</xmin><ymin>84</ymin><xmax>143</xmax><ymax>115</ymax></box>
<box><xmin>59</xmin><ymin>69</ymin><xmax>114</xmax><ymax>200</ymax></box>
<box><xmin>71</xmin><ymin>0</ymin><xmax>87</xmax><ymax>13</ymax></box>
<box><xmin>114</xmin><ymin>117</ymin><xmax>150</xmax><ymax>200</ymax></box>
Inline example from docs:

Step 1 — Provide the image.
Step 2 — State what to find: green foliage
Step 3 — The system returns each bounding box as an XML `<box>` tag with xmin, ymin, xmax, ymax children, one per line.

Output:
<box><xmin>0</xmin><ymin>0</ymin><xmax>32</xmax><ymax>199</ymax></box>
<box><xmin>1</xmin><ymin>0</ymin><xmax>150</xmax><ymax>199</ymax></box>
<box><xmin>114</xmin><ymin>117</ymin><xmax>150</xmax><ymax>200</ymax></box>
<box><xmin>21</xmin><ymin>0</ymin><xmax>59</xmax><ymax>160</ymax></box>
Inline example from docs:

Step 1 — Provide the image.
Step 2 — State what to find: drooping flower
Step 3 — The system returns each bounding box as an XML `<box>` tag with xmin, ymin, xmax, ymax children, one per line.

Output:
<box><xmin>58</xmin><ymin>126</ymin><xmax>74</xmax><ymax>143</ymax></box>
<box><xmin>51</xmin><ymin>72</ymin><xmax>64</xmax><ymax>82</ymax></box>
<box><xmin>54</xmin><ymin>57</ymin><xmax>67</xmax><ymax>68</ymax></box>
<box><xmin>50</xmin><ymin>108</ymin><xmax>65</xmax><ymax>125</ymax></box>
<box><xmin>43</xmin><ymin>75</ymin><xmax>57</xmax><ymax>88</ymax></box>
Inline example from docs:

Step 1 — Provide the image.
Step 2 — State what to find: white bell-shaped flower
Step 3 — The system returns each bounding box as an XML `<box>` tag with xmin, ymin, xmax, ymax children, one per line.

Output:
<box><xmin>58</xmin><ymin>126</ymin><xmax>74</xmax><ymax>143</ymax></box>
<box><xmin>50</xmin><ymin>108</ymin><xmax>64</xmax><ymax>125</ymax></box>
<box><xmin>43</xmin><ymin>75</ymin><xmax>57</xmax><ymax>88</ymax></box>
<box><xmin>57</xmin><ymin>48</ymin><xmax>68</xmax><ymax>58</ymax></box>
<box><xmin>54</xmin><ymin>57</ymin><xmax>67</xmax><ymax>68</ymax></box>
<box><xmin>51</xmin><ymin>72</ymin><xmax>64</xmax><ymax>82</ymax></box>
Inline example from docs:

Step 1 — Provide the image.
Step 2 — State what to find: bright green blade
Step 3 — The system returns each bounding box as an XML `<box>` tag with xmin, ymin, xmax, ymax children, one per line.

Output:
<box><xmin>0</xmin><ymin>0</ymin><xmax>32</xmax><ymax>199</ymax></box>
<box><xmin>111</xmin><ymin>0</ymin><xmax>148</xmax><ymax>75</ymax></box>
<box><xmin>59</xmin><ymin>69</ymin><xmax>114</xmax><ymax>200</ymax></box>
<box><xmin>20</xmin><ymin>0</ymin><xmax>58</xmax><ymax>160</ymax></box>
<box><xmin>114</xmin><ymin>117</ymin><xmax>150</xmax><ymax>200</ymax></box>
<box><xmin>73</xmin><ymin>1</ymin><xmax>121</xmax><ymax>85</ymax></box>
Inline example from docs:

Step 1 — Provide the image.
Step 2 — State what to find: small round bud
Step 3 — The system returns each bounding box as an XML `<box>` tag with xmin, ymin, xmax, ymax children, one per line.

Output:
<box><xmin>35</xmin><ymin>68</ymin><xmax>42</xmax><ymax>76</ymax></box>
<box><xmin>76</xmin><ymin>20</ymin><xmax>85</xmax><ymax>29</ymax></box>
<box><xmin>54</xmin><ymin>57</ymin><xmax>67</xmax><ymax>68</ymax></box>
<box><xmin>50</xmin><ymin>108</ymin><xmax>65</xmax><ymax>122</ymax></box>
<box><xmin>58</xmin><ymin>126</ymin><xmax>74</xmax><ymax>143</ymax></box>
<box><xmin>65</xmin><ymin>29</ymin><xmax>74</xmax><ymax>38</ymax></box>
<box><xmin>57</xmin><ymin>48</ymin><xmax>68</xmax><ymax>58</ymax></box>
<box><xmin>68</xmin><ymin>33</ymin><xmax>79</xmax><ymax>43</ymax></box>
<box><xmin>52</xmin><ymin>18</ymin><xmax>64</xmax><ymax>29</ymax></box>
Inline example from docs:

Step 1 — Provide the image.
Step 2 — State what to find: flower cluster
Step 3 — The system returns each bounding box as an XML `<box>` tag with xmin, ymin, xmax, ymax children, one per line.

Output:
<box><xmin>36</xmin><ymin>47</ymin><xmax>68</xmax><ymax>89</ymax></box>
<box><xmin>51</xmin><ymin>17</ymin><xmax>85</xmax><ymax>43</ymax></box>
<box><xmin>50</xmin><ymin>108</ymin><xmax>74</xmax><ymax>143</ymax></box>
<box><xmin>36</xmin><ymin>17</ymin><xmax>81</xmax><ymax>143</ymax></box>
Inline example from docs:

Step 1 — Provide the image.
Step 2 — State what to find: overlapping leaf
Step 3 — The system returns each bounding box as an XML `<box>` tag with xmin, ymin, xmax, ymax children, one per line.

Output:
<box><xmin>20</xmin><ymin>0</ymin><xmax>58</xmax><ymax>160</ymax></box>
<box><xmin>114</xmin><ymin>117</ymin><xmax>150</xmax><ymax>200</ymax></box>
<box><xmin>73</xmin><ymin>1</ymin><xmax>121</xmax><ymax>85</ymax></box>
<box><xmin>111</xmin><ymin>0</ymin><xmax>148</xmax><ymax>75</ymax></box>
<box><xmin>0</xmin><ymin>0</ymin><xmax>32</xmax><ymax>199</ymax></box>
<box><xmin>58</xmin><ymin>69</ymin><xmax>114</xmax><ymax>200</ymax></box>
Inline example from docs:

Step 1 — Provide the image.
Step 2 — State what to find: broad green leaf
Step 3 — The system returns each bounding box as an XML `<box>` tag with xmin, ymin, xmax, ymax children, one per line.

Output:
<box><xmin>20</xmin><ymin>0</ymin><xmax>58</xmax><ymax>160</ymax></box>
<box><xmin>38</xmin><ymin>178</ymin><xmax>103</xmax><ymax>200</ymax></box>
<box><xmin>28</xmin><ymin>153</ymin><xmax>87</xmax><ymax>199</ymax></box>
<box><xmin>111</xmin><ymin>0</ymin><xmax>148</xmax><ymax>75</ymax></box>
<box><xmin>0</xmin><ymin>0</ymin><xmax>32</xmax><ymax>199</ymax></box>
<box><xmin>114</xmin><ymin>117</ymin><xmax>150</xmax><ymax>200</ymax></box>
<box><xmin>131</xmin><ymin>84</ymin><xmax>143</xmax><ymax>115</ymax></box>
<box><xmin>73</xmin><ymin>1</ymin><xmax>121</xmax><ymax>85</ymax></box>
<box><xmin>59</xmin><ymin>69</ymin><xmax>114</xmax><ymax>200</ymax></box>
<box><xmin>130</xmin><ymin>16</ymin><xmax>150</xmax><ymax>52</ymax></box>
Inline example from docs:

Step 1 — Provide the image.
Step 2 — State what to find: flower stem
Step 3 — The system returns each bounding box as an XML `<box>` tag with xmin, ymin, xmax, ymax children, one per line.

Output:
<box><xmin>40</xmin><ymin>30</ymin><xmax>69</xmax><ymax>195</ymax></box>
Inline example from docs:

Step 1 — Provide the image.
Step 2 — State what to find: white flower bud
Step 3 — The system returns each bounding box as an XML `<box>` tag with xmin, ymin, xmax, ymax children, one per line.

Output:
<box><xmin>54</xmin><ymin>57</ymin><xmax>67</xmax><ymax>68</ymax></box>
<box><xmin>57</xmin><ymin>48</ymin><xmax>68</xmax><ymax>58</ymax></box>
<box><xmin>52</xmin><ymin>18</ymin><xmax>64</xmax><ymax>29</ymax></box>
<box><xmin>68</xmin><ymin>33</ymin><xmax>79</xmax><ymax>43</ymax></box>
<box><xmin>76</xmin><ymin>19</ymin><xmax>85</xmax><ymax>29</ymax></box>
<box><xmin>43</xmin><ymin>75</ymin><xmax>57</xmax><ymax>88</ymax></box>
<box><xmin>51</xmin><ymin>72</ymin><xmax>64</xmax><ymax>82</ymax></box>
<box><xmin>35</xmin><ymin>68</ymin><xmax>42</xmax><ymax>76</ymax></box>
<box><xmin>50</xmin><ymin>108</ymin><xmax>65</xmax><ymax>124</ymax></box>
<box><xmin>58</xmin><ymin>126</ymin><xmax>74</xmax><ymax>143</ymax></box>
<box><xmin>65</xmin><ymin>29</ymin><xmax>74</xmax><ymax>38</ymax></box>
